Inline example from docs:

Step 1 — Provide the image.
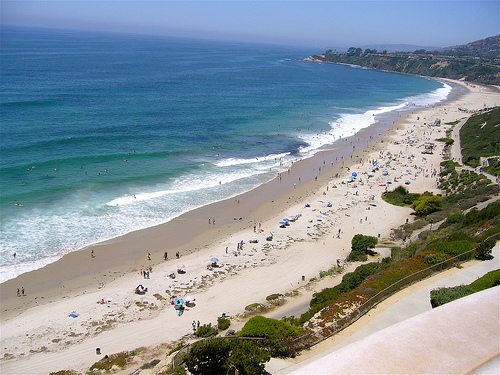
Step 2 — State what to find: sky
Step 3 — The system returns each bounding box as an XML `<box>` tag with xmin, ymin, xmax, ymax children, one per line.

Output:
<box><xmin>1</xmin><ymin>1</ymin><xmax>499</xmax><ymax>49</ymax></box>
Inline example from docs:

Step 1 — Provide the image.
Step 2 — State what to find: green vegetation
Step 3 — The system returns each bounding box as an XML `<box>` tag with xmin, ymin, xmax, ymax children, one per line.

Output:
<box><xmin>239</xmin><ymin>316</ymin><xmax>303</xmax><ymax>341</ymax></box>
<box><xmin>266</xmin><ymin>293</ymin><xmax>283</xmax><ymax>301</ymax></box>
<box><xmin>284</xmin><ymin>260</ymin><xmax>391</xmax><ymax>327</ymax></box>
<box><xmin>310</xmin><ymin>36</ymin><xmax>500</xmax><ymax>84</ymax></box>
<box><xmin>238</xmin><ymin>316</ymin><xmax>305</xmax><ymax>357</ymax></box>
<box><xmin>173</xmin><ymin>363</ymin><xmax>188</xmax><ymax>375</ymax></box>
<box><xmin>184</xmin><ymin>338</ymin><xmax>270</xmax><ymax>375</ymax></box>
<box><xmin>49</xmin><ymin>371</ymin><xmax>77</xmax><ymax>375</ymax></box>
<box><xmin>411</xmin><ymin>192</ymin><xmax>443</xmax><ymax>216</ymax></box>
<box><xmin>436</xmin><ymin>137</ymin><xmax>454</xmax><ymax>146</ymax></box>
<box><xmin>89</xmin><ymin>350</ymin><xmax>138</xmax><ymax>371</ymax></box>
<box><xmin>195</xmin><ymin>324</ymin><xmax>218</xmax><ymax>338</ymax></box>
<box><xmin>430</xmin><ymin>285</ymin><xmax>476</xmax><ymax>308</ymax></box>
<box><xmin>382</xmin><ymin>186</ymin><xmax>420</xmax><ymax>206</ymax></box>
<box><xmin>470</xmin><ymin>269</ymin><xmax>500</xmax><ymax>291</ymax></box>
<box><xmin>319</xmin><ymin>265</ymin><xmax>343</xmax><ymax>278</ymax></box>
<box><xmin>348</xmin><ymin>234</ymin><xmax>378</xmax><ymax>261</ymax></box>
<box><xmin>430</xmin><ymin>269</ymin><xmax>500</xmax><ymax>308</ymax></box>
<box><xmin>460</xmin><ymin>107</ymin><xmax>500</xmax><ymax>172</ymax></box>
<box><xmin>217</xmin><ymin>317</ymin><xmax>231</xmax><ymax>331</ymax></box>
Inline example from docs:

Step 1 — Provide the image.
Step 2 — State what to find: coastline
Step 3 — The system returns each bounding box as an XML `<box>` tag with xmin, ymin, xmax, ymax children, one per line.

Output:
<box><xmin>1</xmin><ymin>78</ymin><xmax>499</xmax><ymax>374</ymax></box>
<box><xmin>0</xmin><ymin>83</ymin><xmax>419</xmax><ymax>317</ymax></box>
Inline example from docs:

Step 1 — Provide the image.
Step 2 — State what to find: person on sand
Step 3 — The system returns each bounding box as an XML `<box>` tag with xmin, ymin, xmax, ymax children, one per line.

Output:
<box><xmin>147</xmin><ymin>252</ymin><xmax>151</xmax><ymax>260</ymax></box>
<box><xmin>21</xmin><ymin>287</ymin><xmax>25</xmax><ymax>296</ymax></box>
<box><xmin>17</xmin><ymin>288</ymin><xmax>20</xmax><ymax>297</ymax></box>
<box><xmin>176</xmin><ymin>251</ymin><xmax>180</xmax><ymax>259</ymax></box>
<box><xmin>163</xmin><ymin>252</ymin><xmax>168</xmax><ymax>260</ymax></box>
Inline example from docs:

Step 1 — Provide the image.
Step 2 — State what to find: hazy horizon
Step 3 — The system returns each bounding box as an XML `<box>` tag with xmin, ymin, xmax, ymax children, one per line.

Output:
<box><xmin>2</xmin><ymin>1</ymin><xmax>499</xmax><ymax>49</ymax></box>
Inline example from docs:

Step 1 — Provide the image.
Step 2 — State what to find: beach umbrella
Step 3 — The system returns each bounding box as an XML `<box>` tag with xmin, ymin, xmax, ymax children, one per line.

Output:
<box><xmin>352</xmin><ymin>172</ymin><xmax>357</xmax><ymax>177</ymax></box>
<box><xmin>177</xmin><ymin>264</ymin><xmax>185</xmax><ymax>270</ymax></box>
<box><xmin>184</xmin><ymin>296</ymin><xmax>195</xmax><ymax>302</ymax></box>
<box><xmin>174</xmin><ymin>299</ymin><xmax>184</xmax><ymax>306</ymax></box>
<box><xmin>289</xmin><ymin>215</ymin><xmax>295</xmax><ymax>219</ymax></box>
<box><xmin>283</xmin><ymin>218</ymin><xmax>290</xmax><ymax>223</ymax></box>
<box><xmin>210</xmin><ymin>257</ymin><xmax>219</xmax><ymax>263</ymax></box>
<box><xmin>279</xmin><ymin>221</ymin><xmax>287</xmax><ymax>225</ymax></box>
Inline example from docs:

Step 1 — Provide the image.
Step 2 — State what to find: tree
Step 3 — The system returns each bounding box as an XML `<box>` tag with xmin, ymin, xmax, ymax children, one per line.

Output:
<box><xmin>476</xmin><ymin>238</ymin><xmax>496</xmax><ymax>260</ymax></box>
<box><xmin>351</xmin><ymin>234</ymin><xmax>378</xmax><ymax>252</ymax></box>
<box><xmin>411</xmin><ymin>192</ymin><xmax>442</xmax><ymax>216</ymax></box>
<box><xmin>184</xmin><ymin>338</ymin><xmax>270</xmax><ymax>375</ymax></box>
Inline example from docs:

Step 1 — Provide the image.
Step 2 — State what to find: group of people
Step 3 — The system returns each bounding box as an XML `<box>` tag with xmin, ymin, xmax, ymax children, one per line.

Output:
<box><xmin>16</xmin><ymin>287</ymin><xmax>25</xmax><ymax>297</ymax></box>
<box><xmin>162</xmin><ymin>251</ymin><xmax>181</xmax><ymax>260</ymax></box>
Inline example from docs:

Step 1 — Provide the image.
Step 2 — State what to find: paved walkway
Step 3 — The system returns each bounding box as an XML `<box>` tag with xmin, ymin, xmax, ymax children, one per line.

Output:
<box><xmin>266</xmin><ymin>244</ymin><xmax>500</xmax><ymax>374</ymax></box>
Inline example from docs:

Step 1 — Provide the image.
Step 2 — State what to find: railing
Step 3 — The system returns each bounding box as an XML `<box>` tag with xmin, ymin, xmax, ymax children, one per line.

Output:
<box><xmin>290</xmin><ymin>240</ymin><xmax>496</xmax><ymax>350</ymax></box>
<box><xmin>172</xmin><ymin>234</ymin><xmax>498</xmax><ymax>372</ymax></box>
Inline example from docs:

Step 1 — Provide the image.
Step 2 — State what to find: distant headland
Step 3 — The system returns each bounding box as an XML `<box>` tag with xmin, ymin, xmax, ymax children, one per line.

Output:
<box><xmin>304</xmin><ymin>35</ymin><xmax>500</xmax><ymax>85</ymax></box>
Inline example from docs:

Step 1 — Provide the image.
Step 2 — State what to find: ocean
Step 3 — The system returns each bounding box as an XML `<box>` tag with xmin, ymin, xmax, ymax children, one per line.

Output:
<box><xmin>0</xmin><ymin>26</ymin><xmax>451</xmax><ymax>282</ymax></box>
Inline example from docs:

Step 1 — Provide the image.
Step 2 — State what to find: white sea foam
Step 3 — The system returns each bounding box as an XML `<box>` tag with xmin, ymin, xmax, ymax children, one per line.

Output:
<box><xmin>214</xmin><ymin>152</ymin><xmax>289</xmax><ymax>167</ymax></box>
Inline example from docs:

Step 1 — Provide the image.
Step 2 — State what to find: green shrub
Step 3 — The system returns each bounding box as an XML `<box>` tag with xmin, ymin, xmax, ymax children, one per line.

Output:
<box><xmin>173</xmin><ymin>363</ymin><xmax>187</xmax><ymax>375</ymax></box>
<box><xmin>351</xmin><ymin>234</ymin><xmax>378</xmax><ymax>252</ymax></box>
<box><xmin>412</xmin><ymin>192</ymin><xmax>442</xmax><ymax>216</ymax></box>
<box><xmin>430</xmin><ymin>285</ymin><xmax>476</xmax><ymax>308</ymax></box>
<box><xmin>245</xmin><ymin>303</ymin><xmax>261</xmax><ymax>311</ymax></box>
<box><xmin>442</xmin><ymin>211</ymin><xmax>465</xmax><ymax>227</ymax></box>
<box><xmin>49</xmin><ymin>371</ymin><xmax>77</xmax><ymax>375</ymax></box>
<box><xmin>382</xmin><ymin>186</ymin><xmax>420</xmax><ymax>206</ymax></box>
<box><xmin>475</xmin><ymin>238</ymin><xmax>496</xmax><ymax>260</ymax></box>
<box><xmin>347</xmin><ymin>249</ymin><xmax>367</xmax><ymax>262</ymax></box>
<box><xmin>89</xmin><ymin>350</ymin><xmax>137</xmax><ymax>371</ymax></box>
<box><xmin>340</xmin><ymin>262</ymin><xmax>386</xmax><ymax>293</ymax></box>
<box><xmin>319</xmin><ymin>265</ymin><xmax>343</xmax><ymax>278</ymax></box>
<box><xmin>470</xmin><ymin>269</ymin><xmax>500</xmax><ymax>291</ymax></box>
<box><xmin>266</xmin><ymin>293</ymin><xmax>283</xmax><ymax>301</ymax></box>
<box><xmin>238</xmin><ymin>316</ymin><xmax>303</xmax><ymax>341</ymax></box>
<box><xmin>424</xmin><ymin>252</ymin><xmax>448</xmax><ymax>265</ymax></box>
<box><xmin>195</xmin><ymin>324</ymin><xmax>218</xmax><ymax>338</ymax></box>
<box><xmin>218</xmin><ymin>317</ymin><xmax>231</xmax><ymax>331</ymax></box>
<box><xmin>184</xmin><ymin>338</ymin><xmax>270</xmax><ymax>375</ymax></box>
<box><xmin>436</xmin><ymin>137</ymin><xmax>454</xmax><ymax>145</ymax></box>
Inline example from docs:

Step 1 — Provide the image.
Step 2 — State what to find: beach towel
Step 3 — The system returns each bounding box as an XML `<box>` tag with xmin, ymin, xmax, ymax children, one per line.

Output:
<box><xmin>69</xmin><ymin>313</ymin><xmax>79</xmax><ymax>318</ymax></box>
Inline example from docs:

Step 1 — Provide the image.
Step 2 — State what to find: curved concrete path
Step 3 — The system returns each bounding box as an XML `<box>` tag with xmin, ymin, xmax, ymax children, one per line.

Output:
<box><xmin>267</xmin><ymin>244</ymin><xmax>500</xmax><ymax>374</ymax></box>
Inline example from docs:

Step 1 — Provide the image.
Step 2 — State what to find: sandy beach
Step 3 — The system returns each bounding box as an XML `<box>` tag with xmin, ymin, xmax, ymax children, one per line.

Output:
<box><xmin>1</xmin><ymin>78</ymin><xmax>498</xmax><ymax>374</ymax></box>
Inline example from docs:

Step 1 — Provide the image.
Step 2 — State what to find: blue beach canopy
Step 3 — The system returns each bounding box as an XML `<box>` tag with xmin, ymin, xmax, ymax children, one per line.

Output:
<box><xmin>352</xmin><ymin>172</ymin><xmax>357</xmax><ymax>177</ymax></box>
<box><xmin>211</xmin><ymin>257</ymin><xmax>219</xmax><ymax>263</ymax></box>
<box><xmin>174</xmin><ymin>299</ymin><xmax>184</xmax><ymax>306</ymax></box>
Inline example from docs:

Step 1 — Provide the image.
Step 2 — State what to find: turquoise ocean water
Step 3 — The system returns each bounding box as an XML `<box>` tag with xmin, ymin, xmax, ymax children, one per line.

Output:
<box><xmin>0</xmin><ymin>26</ymin><xmax>451</xmax><ymax>282</ymax></box>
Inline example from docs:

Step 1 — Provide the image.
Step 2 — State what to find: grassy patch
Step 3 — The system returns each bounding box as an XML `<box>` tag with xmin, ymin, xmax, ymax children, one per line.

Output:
<box><xmin>89</xmin><ymin>350</ymin><xmax>138</xmax><ymax>372</ymax></box>
<box><xmin>470</xmin><ymin>269</ymin><xmax>500</xmax><ymax>291</ymax></box>
<box><xmin>382</xmin><ymin>186</ymin><xmax>420</xmax><ymax>206</ymax></box>
<box><xmin>460</xmin><ymin>107</ymin><xmax>500</xmax><ymax>169</ymax></box>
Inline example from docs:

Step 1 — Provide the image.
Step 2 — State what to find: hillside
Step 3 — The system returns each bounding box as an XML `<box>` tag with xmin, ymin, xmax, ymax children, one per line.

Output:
<box><xmin>305</xmin><ymin>36</ymin><xmax>500</xmax><ymax>85</ymax></box>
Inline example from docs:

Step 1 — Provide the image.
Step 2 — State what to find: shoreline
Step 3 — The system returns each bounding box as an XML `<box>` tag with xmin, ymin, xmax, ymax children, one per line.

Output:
<box><xmin>1</xmin><ymin>78</ymin><xmax>499</xmax><ymax>374</ymax></box>
<box><xmin>0</xmin><ymin>82</ymin><xmax>431</xmax><ymax>317</ymax></box>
